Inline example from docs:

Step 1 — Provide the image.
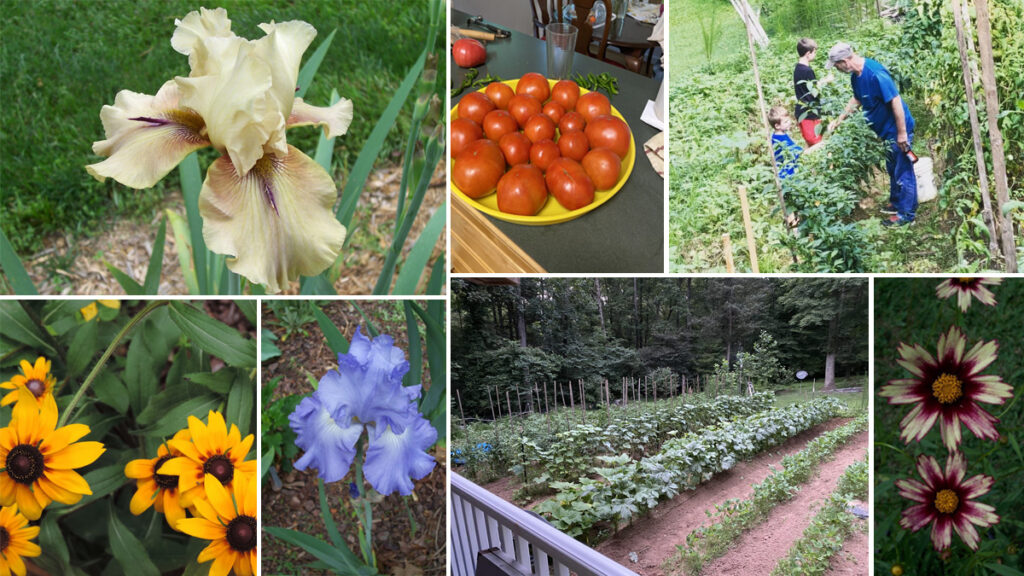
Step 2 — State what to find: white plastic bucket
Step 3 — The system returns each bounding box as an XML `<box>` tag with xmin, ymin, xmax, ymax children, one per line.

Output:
<box><xmin>915</xmin><ymin>157</ymin><xmax>937</xmax><ymax>203</ymax></box>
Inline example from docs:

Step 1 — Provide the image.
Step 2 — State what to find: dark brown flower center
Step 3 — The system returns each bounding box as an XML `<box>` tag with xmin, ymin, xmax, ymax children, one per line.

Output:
<box><xmin>932</xmin><ymin>373</ymin><xmax>963</xmax><ymax>404</ymax></box>
<box><xmin>203</xmin><ymin>454</ymin><xmax>234</xmax><ymax>484</ymax></box>
<box><xmin>153</xmin><ymin>454</ymin><xmax>178</xmax><ymax>490</ymax></box>
<box><xmin>26</xmin><ymin>379</ymin><xmax>46</xmax><ymax>397</ymax></box>
<box><xmin>934</xmin><ymin>488</ymin><xmax>959</xmax><ymax>514</ymax></box>
<box><xmin>226</xmin><ymin>515</ymin><xmax>257</xmax><ymax>552</ymax></box>
<box><xmin>0</xmin><ymin>526</ymin><xmax>8</xmax><ymax>552</ymax></box>
<box><xmin>5</xmin><ymin>444</ymin><xmax>44</xmax><ymax>484</ymax></box>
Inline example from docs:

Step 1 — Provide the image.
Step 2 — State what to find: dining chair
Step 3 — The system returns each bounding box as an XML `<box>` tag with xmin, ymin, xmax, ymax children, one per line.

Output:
<box><xmin>528</xmin><ymin>0</ymin><xmax>566</xmax><ymax>39</ymax></box>
<box><xmin>570</xmin><ymin>0</ymin><xmax>613</xmax><ymax>62</ymax></box>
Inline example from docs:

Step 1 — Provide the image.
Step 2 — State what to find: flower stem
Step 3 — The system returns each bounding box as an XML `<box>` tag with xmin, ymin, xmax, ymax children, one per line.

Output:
<box><xmin>57</xmin><ymin>300</ymin><xmax>167</xmax><ymax>427</ymax></box>
<box><xmin>353</xmin><ymin>438</ymin><xmax>376</xmax><ymax>568</ymax></box>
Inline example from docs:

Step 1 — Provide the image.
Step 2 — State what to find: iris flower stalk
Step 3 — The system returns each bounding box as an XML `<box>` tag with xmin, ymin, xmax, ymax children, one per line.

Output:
<box><xmin>87</xmin><ymin>8</ymin><xmax>353</xmax><ymax>292</ymax></box>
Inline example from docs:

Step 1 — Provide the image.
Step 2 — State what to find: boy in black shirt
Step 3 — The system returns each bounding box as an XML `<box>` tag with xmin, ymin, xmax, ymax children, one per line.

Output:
<box><xmin>793</xmin><ymin>38</ymin><xmax>831</xmax><ymax>146</ymax></box>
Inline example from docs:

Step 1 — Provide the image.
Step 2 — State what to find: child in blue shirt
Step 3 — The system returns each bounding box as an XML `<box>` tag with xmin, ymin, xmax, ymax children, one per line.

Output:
<box><xmin>768</xmin><ymin>106</ymin><xmax>803</xmax><ymax>180</ymax></box>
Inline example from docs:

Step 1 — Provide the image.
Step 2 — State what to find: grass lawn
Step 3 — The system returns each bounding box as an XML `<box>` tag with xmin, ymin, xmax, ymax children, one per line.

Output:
<box><xmin>670</xmin><ymin>0</ymin><xmax>752</xmax><ymax>75</ymax></box>
<box><xmin>774</xmin><ymin>374</ymin><xmax>868</xmax><ymax>412</ymax></box>
<box><xmin>0</xmin><ymin>0</ymin><xmax>443</xmax><ymax>254</ymax></box>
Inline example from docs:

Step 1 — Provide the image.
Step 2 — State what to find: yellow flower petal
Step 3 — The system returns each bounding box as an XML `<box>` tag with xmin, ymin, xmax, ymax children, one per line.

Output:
<box><xmin>42</xmin><ymin>469</ymin><xmax>92</xmax><ymax>496</ymax></box>
<box><xmin>124</xmin><ymin>458</ymin><xmax>154</xmax><ymax>479</ymax></box>
<box><xmin>0</xmin><ymin>476</ymin><xmax>16</xmax><ymax>505</ymax></box>
<box><xmin>234</xmin><ymin>553</ymin><xmax>252</xmax><ymax>576</ymax></box>
<box><xmin>80</xmin><ymin>302</ymin><xmax>99</xmax><ymax>322</ymax></box>
<box><xmin>204</xmin><ymin>474</ymin><xmax>236</xmax><ymax>520</ymax></box>
<box><xmin>98</xmin><ymin>300</ymin><xmax>121</xmax><ymax>310</ymax></box>
<box><xmin>34</xmin><ymin>477</ymin><xmax>81</xmax><ymax>506</ymax></box>
<box><xmin>198</xmin><ymin>539</ymin><xmax>232</xmax><ymax>563</ymax></box>
<box><xmin>129</xmin><ymin>481</ymin><xmax>159</xmax><ymax>515</ymax></box>
<box><xmin>86</xmin><ymin>81</ymin><xmax>211</xmax><ymax>189</ymax></box>
<box><xmin>211</xmin><ymin>552</ymin><xmax>235</xmax><ymax>576</ymax></box>
<box><xmin>177</xmin><ymin>517</ymin><xmax>227</xmax><ymax>541</ymax></box>
<box><xmin>207</xmin><ymin>411</ymin><xmax>228</xmax><ymax>453</ymax></box>
<box><xmin>230</xmin><ymin>433</ymin><xmax>254</xmax><ymax>462</ymax></box>
<box><xmin>288</xmin><ymin>97</ymin><xmax>354</xmax><ymax>139</ymax></box>
<box><xmin>45</xmin><ymin>441</ymin><xmax>105</xmax><ymax>470</ymax></box>
<box><xmin>40</xmin><ymin>423</ymin><xmax>91</xmax><ymax>455</ymax></box>
<box><xmin>198</xmin><ymin>146</ymin><xmax>345</xmax><ymax>292</ymax></box>
<box><xmin>8</xmin><ymin>553</ymin><xmax>26</xmax><ymax>576</ymax></box>
<box><xmin>14</xmin><ymin>484</ymin><xmax>43</xmax><ymax>521</ymax></box>
<box><xmin>162</xmin><ymin>488</ymin><xmax>187</xmax><ymax>529</ymax></box>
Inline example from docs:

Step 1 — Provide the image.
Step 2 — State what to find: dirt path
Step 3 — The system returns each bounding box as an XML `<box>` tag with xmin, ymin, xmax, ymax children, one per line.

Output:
<box><xmin>595</xmin><ymin>418</ymin><xmax>853</xmax><ymax>576</ymax></box>
<box><xmin>825</xmin><ymin>519</ymin><xmax>869</xmax><ymax>576</ymax></box>
<box><xmin>700</xmin><ymin>430</ymin><xmax>869</xmax><ymax>576</ymax></box>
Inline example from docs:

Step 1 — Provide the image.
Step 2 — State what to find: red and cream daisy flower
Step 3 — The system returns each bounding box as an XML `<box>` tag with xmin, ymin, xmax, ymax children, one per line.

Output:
<box><xmin>0</xmin><ymin>357</ymin><xmax>56</xmax><ymax>408</ymax></box>
<box><xmin>896</xmin><ymin>451</ymin><xmax>999</xmax><ymax>551</ymax></box>
<box><xmin>879</xmin><ymin>326</ymin><xmax>1012</xmax><ymax>451</ymax></box>
<box><xmin>935</xmin><ymin>278</ymin><xmax>1001</xmax><ymax>311</ymax></box>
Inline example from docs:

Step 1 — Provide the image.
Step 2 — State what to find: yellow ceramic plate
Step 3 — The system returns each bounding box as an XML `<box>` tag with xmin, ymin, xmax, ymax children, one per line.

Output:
<box><xmin>451</xmin><ymin>78</ymin><xmax>635</xmax><ymax>226</ymax></box>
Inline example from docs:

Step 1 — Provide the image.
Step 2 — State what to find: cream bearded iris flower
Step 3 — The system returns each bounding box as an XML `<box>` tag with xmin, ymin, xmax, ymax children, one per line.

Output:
<box><xmin>87</xmin><ymin>8</ymin><xmax>353</xmax><ymax>293</ymax></box>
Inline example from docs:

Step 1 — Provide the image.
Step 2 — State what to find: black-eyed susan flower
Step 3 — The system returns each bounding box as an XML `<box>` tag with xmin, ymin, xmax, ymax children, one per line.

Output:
<box><xmin>158</xmin><ymin>411</ymin><xmax>255</xmax><ymax>508</ymax></box>
<box><xmin>86</xmin><ymin>7</ymin><xmax>353</xmax><ymax>293</ymax></box>
<box><xmin>0</xmin><ymin>357</ymin><xmax>56</xmax><ymax>408</ymax></box>
<box><xmin>177</xmin><ymin>473</ymin><xmax>257</xmax><ymax>576</ymax></box>
<box><xmin>935</xmin><ymin>278</ymin><xmax>1001</xmax><ymax>311</ymax></box>
<box><xmin>125</xmin><ymin>429</ymin><xmax>191</xmax><ymax>529</ymax></box>
<box><xmin>0</xmin><ymin>505</ymin><xmax>41</xmax><ymax>576</ymax></box>
<box><xmin>0</xmin><ymin>389</ymin><xmax>105</xmax><ymax>520</ymax></box>
<box><xmin>896</xmin><ymin>451</ymin><xmax>999</xmax><ymax>551</ymax></box>
<box><xmin>879</xmin><ymin>326</ymin><xmax>1012</xmax><ymax>451</ymax></box>
<box><xmin>79</xmin><ymin>300</ymin><xmax>120</xmax><ymax>321</ymax></box>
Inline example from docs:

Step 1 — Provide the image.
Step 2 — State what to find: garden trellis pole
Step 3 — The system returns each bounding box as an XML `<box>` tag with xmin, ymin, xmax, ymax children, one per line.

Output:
<box><xmin>738</xmin><ymin>186</ymin><xmax>760</xmax><ymax>272</ymax></box>
<box><xmin>974</xmin><ymin>0</ymin><xmax>1019</xmax><ymax>272</ymax></box>
<box><xmin>723</xmin><ymin>234</ymin><xmax>736</xmax><ymax>272</ymax></box>
<box><xmin>457</xmin><ymin>389</ymin><xmax>466</xmax><ymax>425</ymax></box>
<box><xmin>951</xmin><ymin>0</ymin><xmax>1000</xmax><ymax>263</ymax></box>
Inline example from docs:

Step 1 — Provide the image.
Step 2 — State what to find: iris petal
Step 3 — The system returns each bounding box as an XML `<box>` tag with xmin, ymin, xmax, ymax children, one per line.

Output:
<box><xmin>288</xmin><ymin>97</ymin><xmax>355</xmax><ymax>138</ymax></box>
<box><xmin>86</xmin><ymin>81</ymin><xmax>210</xmax><ymax>189</ymax></box>
<box><xmin>363</xmin><ymin>416</ymin><xmax>437</xmax><ymax>496</ymax></box>
<box><xmin>198</xmin><ymin>146</ymin><xmax>345</xmax><ymax>293</ymax></box>
<box><xmin>288</xmin><ymin>395</ymin><xmax>361</xmax><ymax>482</ymax></box>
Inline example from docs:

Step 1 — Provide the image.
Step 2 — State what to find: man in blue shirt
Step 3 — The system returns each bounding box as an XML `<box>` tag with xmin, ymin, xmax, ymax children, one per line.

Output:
<box><xmin>827</xmin><ymin>42</ymin><xmax>917</xmax><ymax>227</ymax></box>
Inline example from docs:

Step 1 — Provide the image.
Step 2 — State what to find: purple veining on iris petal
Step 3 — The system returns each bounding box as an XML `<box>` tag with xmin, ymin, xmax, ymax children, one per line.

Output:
<box><xmin>130</xmin><ymin>116</ymin><xmax>170</xmax><ymax>126</ymax></box>
<box><xmin>262</xmin><ymin>179</ymin><xmax>279</xmax><ymax>215</ymax></box>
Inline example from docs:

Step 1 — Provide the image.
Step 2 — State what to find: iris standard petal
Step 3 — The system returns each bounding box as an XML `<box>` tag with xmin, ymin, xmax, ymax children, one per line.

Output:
<box><xmin>254</xmin><ymin>20</ymin><xmax>316</xmax><ymax>119</ymax></box>
<box><xmin>198</xmin><ymin>146</ymin><xmax>345</xmax><ymax>293</ymax></box>
<box><xmin>364</xmin><ymin>416</ymin><xmax>437</xmax><ymax>496</ymax></box>
<box><xmin>288</xmin><ymin>395</ymin><xmax>362</xmax><ymax>482</ymax></box>
<box><xmin>87</xmin><ymin>81</ymin><xmax>210</xmax><ymax>189</ymax></box>
<box><xmin>288</xmin><ymin>97</ymin><xmax>354</xmax><ymax>138</ymax></box>
<box><xmin>171</xmin><ymin>7</ymin><xmax>233</xmax><ymax>59</ymax></box>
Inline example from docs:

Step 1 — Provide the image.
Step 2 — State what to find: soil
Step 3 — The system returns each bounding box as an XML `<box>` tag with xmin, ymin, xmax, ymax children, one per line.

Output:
<box><xmin>261</xmin><ymin>301</ymin><xmax>445</xmax><ymax>575</ymax></box>
<box><xmin>825</xmin><ymin>518</ymin><xmax>870</xmax><ymax>576</ymax></box>
<box><xmin>593</xmin><ymin>418</ymin><xmax>858</xmax><ymax>576</ymax></box>
<box><xmin>20</xmin><ymin>163</ymin><xmax>446</xmax><ymax>295</ymax></box>
<box><xmin>699</xmin><ymin>429</ymin><xmax>869</xmax><ymax>576</ymax></box>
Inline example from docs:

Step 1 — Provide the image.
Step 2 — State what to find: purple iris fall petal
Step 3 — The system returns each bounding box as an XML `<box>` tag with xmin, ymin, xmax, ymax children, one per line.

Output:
<box><xmin>364</xmin><ymin>415</ymin><xmax>438</xmax><ymax>497</ymax></box>
<box><xmin>288</xmin><ymin>326</ymin><xmax>437</xmax><ymax>495</ymax></box>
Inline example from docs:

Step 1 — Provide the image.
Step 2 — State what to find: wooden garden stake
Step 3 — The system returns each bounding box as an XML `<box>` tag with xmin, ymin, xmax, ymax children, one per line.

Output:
<box><xmin>487</xmin><ymin>387</ymin><xmax>496</xmax><ymax>421</ymax></box>
<box><xmin>516</xmin><ymin>385</ymin><xmax>523</xmax><ymax>414</ymax></box>
<box><xmin>974</xmin><ymin>0</ymin><xmax>1019</xmax><ymax>272</ymax></box>
<box><xmin>506</xmin><ymin>390</ymin><xmax>513</xmax><ymax>419</ymax></box>
<box><xmin>723</xmin><ymin>234</ymin><xmax>736</xmax><ymax>272</ymax></box>
<box><xmin>738</xmin><ymin>186</ymin><xmax>760</xmax><ymax>272</ymax></box>
<box><xmin>456</xmin><ymin>389</ymin><xmax>466</xmax><ymax>425</ymax></box>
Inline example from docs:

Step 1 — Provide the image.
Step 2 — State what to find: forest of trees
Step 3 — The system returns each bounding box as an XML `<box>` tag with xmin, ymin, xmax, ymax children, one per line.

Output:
<box><xmin>452</xmin><ymin>278</ymin><xmax>868</xmax><ymax>419</ymax></box>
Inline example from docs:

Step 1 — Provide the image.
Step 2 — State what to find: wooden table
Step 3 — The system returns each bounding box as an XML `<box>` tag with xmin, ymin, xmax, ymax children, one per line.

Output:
<box><xmin>451</xmin><ymin>9</ymin><xmax>663</xmax><ymax>273</ymax></box>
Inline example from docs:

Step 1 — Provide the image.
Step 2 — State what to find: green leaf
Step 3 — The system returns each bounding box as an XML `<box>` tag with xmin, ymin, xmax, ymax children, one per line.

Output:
<box><xmin>985</xmin><ymin>564</ymin><xmax>1024</xmax><ymax>576</ymax></box>
<box><xmin>143</xmin><ymin>216</ymin><xmax>167</xmax><ymax>294</ymax></box>
<box><xmin>425</xmin><ymin>255</ymin><xmax>445</xmax><ymax>296</ymax></box>
<box><xmin>166</xmin><ymin>210</ymin><xmax>200</xmax><ymax>294</ymax></box>
<box><xmin>236</xmin><ymin>300</ymin><xmax>257</xmax><ymax>326</ymax></box>
<box><xmin>226</xmin><ymin>371</ymin><xmax>255</xmax><ymax>436</ymax></box>
<box><xmin>169</xmin><ymin>301</ymin><xmax>256</xmax><ymax>368</ymax></box>
<box><xmin>0</xmin><ymin>225</ymin><xmax>37</xmax><ymax>295</ymax></box>
<box><xmin>185</xmin><ymin>371</ymin><xmax>235</xmax><ymax>395</ymax></box>
<box><xmin>104</xmin><ymin>261</ymin><xmax>145</xmax><ymax>295</ymax></box>
<box><xmin>318</xmin><ymin>478</ymin><xmax>344</xmax><ymax>548</ymax></box>
<box><xmin>108</xmin><ymin>506</ymin><xmax>161</xmax><ymax>576</ymax></box>
<box><xmin>38</xmin><ymin>514</ymin><xmax>72</xmax><ymax>573</ymax></box>
<box><xmin>411</xmin><ymin>302</ymin><xmax>445</xmax><ymax>423</ymax></box>
<box><xmin>66</xmin><ymin>320</ymin><xmax>100</xmax><ymax>380</ymax></box>
<box><xmin>314</xmin><ymin>306</ymin><xmax>349</xmax><ymax>354</ymax></box>
<box><xmin>403</xmin><ymin>302</ymin><xmax>422</xmax><ymax>389</ymax></box>
<box><xmin>1000</xmin><ymin>200</ymin><xmax>1024</xmax><ymax>215</ymax></box>
<box><xmin>337</xmin><ymin>48</ymin><xmax>427</xmax><ymax>228</ymax></box>
<box><xmin>260</xmin><ymin>446</ymin><xmax>274</xmax><ymax>481</ymax></box>
<box><xmin>0</xmin><ymin>301</ymin><xmax>56</xmax><ymax>355</ymax></box>
<box><xmin>179</xmin><ymin>152</ymin><xmax>208</xmax><ymax>294</ymax></box>
<box><xmin>261</xmin><ymin>329</ymin><xmax>282</xmax><ymax>362</ymax></box>
<box><xmin>296</xmin><ymin>29</ymin><xmax>337</xmax><ymax>99</ymax></box>
<box><xmin>394</xmin><ymin>200</ymin><xmax>446</xmax><ymax>294</ymax></box>
<box><xmin>264</xmin><ymin>527</ymin><xmax>376</xmax><ymax>575</ymax></box>
<box><xmin>92</xmin><ymin>371</ymin><xmax>129</xmax><ymax>414</ymax></box>
<box><xmin>71</xmin><ymin>463</ymin><xmax>127</xmax><ymax>508</ymax></box>
<box><xmin>300</xmin><ymin>273</ymin><xmax>337</xmax><ymax>295</ymax></box>
<box><xmin>140</xmin><ymin>394</ymin><xmax>221</xmax><ymax>437</ymax></box>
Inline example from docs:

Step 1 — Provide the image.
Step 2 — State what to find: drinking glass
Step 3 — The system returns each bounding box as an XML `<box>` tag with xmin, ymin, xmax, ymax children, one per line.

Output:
<box><xmin>546</xmin><ymin>22</ymin><xmax>577</xmax><ymax>80</ymax></box>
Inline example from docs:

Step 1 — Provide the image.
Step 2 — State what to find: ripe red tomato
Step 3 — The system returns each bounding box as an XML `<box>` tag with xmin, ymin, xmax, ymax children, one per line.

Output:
<box><xmin>452</xmin><ymin>38</ymin><xmax>487</xmax><ymax>68</ymax></box>
<box><xmin>485</xmin><ymin>82</ymin><xmax>515</xmax><ymax>110</ymax></box>
<box><xmin>497</xmin><ymin>164</ymin><xmax>548</xmax><ymax>216</ymax></box>
<box><xmin>550</xmin><ymin>80</ymin><xmax>580</xmax><ymax>111</ymax></box>
<box><xmin>508</xmin><ymin>94</ymin><xmax>543</xmax><ymax>129</ymax></box>
<box><xmin>558</xmin><ymin>111</ymin><xmax>586</xmax><ymax>134</ymax></box>
<box><xmin>542</xmin><ymin>101</ymin><xmax>565</xmax><ymax>125</ymax></box>
<box><xmin>498</xmin><ymin>132</ymin><xmax>532</xmax><ymax>166</ymax></box>
<box><xmin>584</xmin><ymin>114</ymin><xmax>631</xmax><ymax>159</ymax></box>
<box><xmin>523</xmin><ymin>113</ymin><xmax>556</xmax><ymax>144</ymax></box>
<box><xmin>575</xmin><ymin>91</ymin><xmax>611</xmax><ymax>124</ymax></box>
<box><xmin>581</xmin><ymin>147</ymin><xmax>622</xmax><ymax>190</ymax></box>
<box><xmin>545</xmin><ymin>158</ymin><xmax>595</xmax><ymax>210</ymax></box>
<box><xmin>482</xmin><ymin>109</ymin><xmax>518</xmax><ymax>142</ymax></box>
<box><xmin>516</xmin><ymin>73</ymin><xmax>550</xmax><ymax>103</ymax></box>
<box><xmin>452</xmin><ymin>139</ymin><xmax>505</xmax><ymax>198</ymax></box>
<box><xmin>458</xmin><ymin>92</ymin><xmax>495</xmax><ymax>125</ymax></box>
<box><xmin>529</xmin><ymin>139</ymin><xmax>561</xmax><ymax>171</ymax></box>
<box><xmin>557</xmin><ymin>130</ymin><xmax>590</xmax><ymax>162</ymax></box>
<box><xmin>450</xmin><ymin>118</ymin><xmax>482</xmax><ymax>158</ymax></box>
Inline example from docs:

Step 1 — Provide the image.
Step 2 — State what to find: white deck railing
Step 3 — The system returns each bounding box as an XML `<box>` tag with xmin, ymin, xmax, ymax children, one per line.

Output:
<box><xmin>450</xmin><ymin>472</ymin><xmax>640</xmax><ymax>576</ymax></box>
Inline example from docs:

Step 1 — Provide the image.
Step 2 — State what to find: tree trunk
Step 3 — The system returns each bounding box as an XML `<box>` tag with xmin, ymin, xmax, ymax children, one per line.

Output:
<box><xmin>633</xmin><ymin>278</ymin><xmax>641</xmax><ymax>348</ymax></box>
<box><xmin>595</xmin><ymin>278</ymin><xmax>606</xmax><ymax>333</ymax></box>
<box><xmin>824</xmin><ymin>352</ymin><xmax>836</xmax><ymax>390</ymax></box>
<box><xmin>975</xmin><ymin>0</ymin><xmax>1019</xmax><ymax>272</ymax></box>
<box><xmin>823</xmin><ymin>283</ymin><xmax>844</xmax><ymax>391</ymax></box>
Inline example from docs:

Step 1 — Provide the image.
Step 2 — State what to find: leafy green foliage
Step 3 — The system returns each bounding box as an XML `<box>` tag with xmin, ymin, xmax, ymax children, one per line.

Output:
<box><xmin>739</xmin><ymin>330</ymin><xmax>791</xmax><ymax>389</ymax></box>
<box><xmin>261</xmin><ymin>376</ymin><xmax>303</xmax><ymax>479</ymax></box>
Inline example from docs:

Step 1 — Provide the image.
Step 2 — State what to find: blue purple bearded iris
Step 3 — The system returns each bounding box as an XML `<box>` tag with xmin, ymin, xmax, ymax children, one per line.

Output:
<box><xmin>288</xmin><ymin>327</ymin><xmax>437</xmax><ymax>496</ymax></box>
